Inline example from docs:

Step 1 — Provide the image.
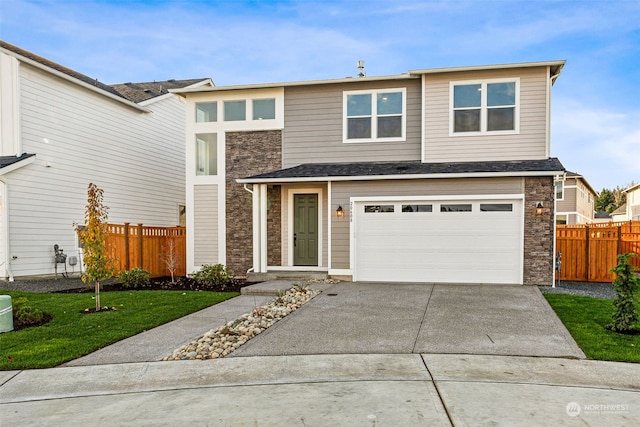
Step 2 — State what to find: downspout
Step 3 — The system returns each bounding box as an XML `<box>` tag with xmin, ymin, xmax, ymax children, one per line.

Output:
<box><xmin>0</xmin><ymin>177</ymin><xmax>14</xmax><ymax>281</ymax></box>
<box><xmin>552</xmin><ymin>172</ymin><xmax>567</xmax><ymax>288</ymax></box>
<box><xmin>243</xmin><ymin>184</ymin><xmax>255</xmax><ymax>274</ymax></box>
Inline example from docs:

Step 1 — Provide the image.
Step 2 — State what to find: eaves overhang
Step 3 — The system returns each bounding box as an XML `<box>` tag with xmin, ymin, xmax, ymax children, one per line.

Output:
<box><xmin>237</xmin><ymin>158</ymin><xmax>566</xmax><ymax>184</ymax></box>
<box><xmin>410</xmin><ymin>60</ymin><xmax>566</xmax><ymax>78</ymax></box>
<box><xmin>237</xmin><ymin>170</ymin><xmax>566</xmax><ymax>184</ymax></box>
<box><xmin>170</xmin><ymin>74</ymin><xmax>418</xmax><ymax>96</ymax></box>
<box><xmin>0</xmin><ymin>153</ymin><xmax>36</xmax><ymax>176</ymax></box>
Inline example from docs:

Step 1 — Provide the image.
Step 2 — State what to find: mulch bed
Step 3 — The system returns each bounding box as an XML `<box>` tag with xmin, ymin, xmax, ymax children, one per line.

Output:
<box><xmin>56</xmin><ymin>276</ymin><xmax>249</xmax><ymax>294</ymax></box>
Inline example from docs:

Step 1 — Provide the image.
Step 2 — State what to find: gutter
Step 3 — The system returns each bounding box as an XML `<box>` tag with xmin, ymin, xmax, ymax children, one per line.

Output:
<box><xmin>237</xmin><ymin>170</ymin><xmax>567</xmax><ymax>185</ymax></box>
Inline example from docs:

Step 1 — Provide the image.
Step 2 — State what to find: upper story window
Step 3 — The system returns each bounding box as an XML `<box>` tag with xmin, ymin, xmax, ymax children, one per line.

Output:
<box><xmin>253</xmin><ymin>98</ymin><xmax>275</xmax><ymax>120</ymax></box>
<box><xmin>224</xmin><ymin>100</ymin><xmax>246</xmax><ymax>121</ymax></box>
<box><xmin>195</xmin><ymin>133</ymin><xmax>217</xmax><ymax>176</ymax></box>
<box><xmin>195</xmin><ymin>102</ymin><xmax>217</xmax><ymax>122</ymax></box>
<box><xmin>555</xmin><ymin>181</ymin><xmax>564</xmax><ymax>200</ymax></box>
<box><xmin>344</xmin><ymin>88</ymin><xmax>406</xmax><ymax>143</ymax></box>
<box><xmin>450</xmin><ymin>79</ymin><xmax>519</xmax><ymax>135</ymax></box>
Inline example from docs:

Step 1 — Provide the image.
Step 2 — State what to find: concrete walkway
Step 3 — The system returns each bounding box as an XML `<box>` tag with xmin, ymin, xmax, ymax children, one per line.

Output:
<box><xmin>1</xmin><ymin>281</ymin><xmax>639</xmax><ymax>426</ymax></box>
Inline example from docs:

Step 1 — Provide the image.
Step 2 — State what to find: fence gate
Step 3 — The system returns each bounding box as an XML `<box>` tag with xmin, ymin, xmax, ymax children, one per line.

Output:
<box><xmin>556</xmin><ymin>221</ymin><xmax>640</xmax><ymax>282</ymax></box>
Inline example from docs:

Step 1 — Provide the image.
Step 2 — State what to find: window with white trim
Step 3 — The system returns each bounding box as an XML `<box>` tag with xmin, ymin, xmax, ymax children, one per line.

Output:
<box><xmin>555</xmin><ymin>181</ymin><xmax>564</xmax><ymax>200</ymax></box>
<box><xmin>344</xmin><ymin>88</ymin><xmax>406</xmax><ymax>142</ymax></box>
<box><xmin>451</xmin><ymin>79</ymin><xmax>519</xmax><ymax>134</ymax></box>
<box><xmin>195</xmin><ymin>133</ymin><xmax>217</xmax><ymax>176</ymax></box>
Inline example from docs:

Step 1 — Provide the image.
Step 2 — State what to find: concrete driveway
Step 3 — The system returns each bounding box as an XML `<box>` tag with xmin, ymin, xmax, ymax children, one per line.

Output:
<box><xmin>231</xmin><ymin>282</ymin><xmax>585</xmax><ymax>359</ymax></box>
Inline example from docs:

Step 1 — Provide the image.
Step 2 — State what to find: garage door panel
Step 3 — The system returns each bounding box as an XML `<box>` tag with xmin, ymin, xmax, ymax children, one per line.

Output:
<box><xmin>354</xmin><ymin>198</ymin><xmax>522</xmax><ymax>284</ymax></box>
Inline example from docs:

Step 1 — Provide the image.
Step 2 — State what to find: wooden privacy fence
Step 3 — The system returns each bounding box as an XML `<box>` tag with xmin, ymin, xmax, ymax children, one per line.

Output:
<box><xmin>556</xmin><ymin>221</ymin><xmax>640</xmax><ymax>282</ymax></box>
<box><xmin>105</xmin><ymin>223</ymin><xmax>186</xmax><ymax>278</ymax></box>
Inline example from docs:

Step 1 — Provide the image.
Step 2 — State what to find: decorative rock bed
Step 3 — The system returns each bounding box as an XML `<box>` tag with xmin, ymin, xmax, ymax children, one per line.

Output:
<box><xmin>164</xmin><ymin>285</ymin><xmax>319</xmax><ymax>361</ymax></box>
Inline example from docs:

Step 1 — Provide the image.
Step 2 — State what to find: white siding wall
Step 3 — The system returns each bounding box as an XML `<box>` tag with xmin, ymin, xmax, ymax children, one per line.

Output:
<box><xmin>283</xmin><ymin>79</ymin><xmax>422</xmax><ymax>167</ymax></box>
<box><xmin>331</xmin><ymin>177</ymin><xmax>524</xmax><ymax>269</ymax></box>
<box><xmin>424</xmin><ymin>67</ymin><xmax>549</xmax><ymax>162</ymax></box>
<box><xmin>4</xmin><ymin>64</ymin><xmax>186</xmax><ymax>277</ymax></box>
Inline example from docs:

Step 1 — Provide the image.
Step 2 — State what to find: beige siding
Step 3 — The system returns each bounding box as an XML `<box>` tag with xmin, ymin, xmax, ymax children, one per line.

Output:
<box><xmin>424</xmin><ymin>67</ymin><xmax>549</xmax><ymax>163</ymax></box>
<box><xmin>557</xmin><ymin>178</ymin><xmax>595</xmax><ymax>224</ymax></box>
<box><xmin>193</xmin><ymin>185</ymin><xmax>218</xmax><ymax>265</ymax></box>
<box><xmin>331</xmin><ymin>177</ymin><xmax>524</xmax><ymax>269</ymax></box>
<box><xmin>283</xmin><ymin>79</ymin><xmax>422</xmax><ymax>167</ymax></box>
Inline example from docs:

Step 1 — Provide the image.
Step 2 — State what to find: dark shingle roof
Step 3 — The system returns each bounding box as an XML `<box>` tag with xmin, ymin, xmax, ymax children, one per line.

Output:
<box><xmin>0</xmin><ymin>153</ymin><xmax>36</xmax><ymax>169</ymax></box>
<box><xmin>110</xmin><ymin>79</ymin><xmax>210</xmax><ymax>103</ymax></box>
<box><xmin>241</xmin><ymin>158</ymin><xmax>565</xmax><ymax>182</ymax></box>
<box><xmin>1</xmin><ymin>40</ymin><xmax>210</xmax><ymax>104</ymax></box>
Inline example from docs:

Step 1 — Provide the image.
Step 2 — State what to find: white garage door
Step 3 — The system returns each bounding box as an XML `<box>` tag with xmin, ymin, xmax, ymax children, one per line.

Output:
<box><xmin>353</xmin><ymin>198</ymin><xmax>523</xmax><ymax>284</ymax></box>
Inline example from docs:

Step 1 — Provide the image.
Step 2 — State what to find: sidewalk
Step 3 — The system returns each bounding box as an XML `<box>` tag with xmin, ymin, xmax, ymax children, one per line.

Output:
<box><xmin>2</xmin><ymin>354</ymin><xmax>638</xmax><ymax>426</ymax></box>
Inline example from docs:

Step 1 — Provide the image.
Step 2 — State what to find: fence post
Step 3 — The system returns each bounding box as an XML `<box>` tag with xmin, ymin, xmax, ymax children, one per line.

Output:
<box><xmin>124</xmin><ymin>222</ymin><xmax>130</xmax><ymax>271</ymax></box>
<box><xmin>585</xmin><ymin>225</ymin><xmax>590</xmax><ymax>281</ymax></box>
<box><xmin>617</xmin><ymin>224</ymin><xmax>623</xmax><ymax>255</ymax></box>
<box><xmin>137</xmin><ymin>223</ymin><xmax>144</xmax><ymax>268</ymax></box>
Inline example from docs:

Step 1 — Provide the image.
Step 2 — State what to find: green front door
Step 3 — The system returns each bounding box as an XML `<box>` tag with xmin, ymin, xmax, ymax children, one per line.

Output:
<box><xmin>294</xmin><ymin>194</ymin><xmax>318</xmax><ymax>266</ymax></box>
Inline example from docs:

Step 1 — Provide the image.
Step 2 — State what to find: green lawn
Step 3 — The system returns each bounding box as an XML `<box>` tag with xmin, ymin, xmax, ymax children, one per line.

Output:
<box><xmin>544</xmin><ymin>293</ymin><xmax>640</xmax><ymax>363</ymax></box>
<box><xmin>0</xmin><ymin>290</ymin><xmax>238</xmax><ymax>370</ymax></box>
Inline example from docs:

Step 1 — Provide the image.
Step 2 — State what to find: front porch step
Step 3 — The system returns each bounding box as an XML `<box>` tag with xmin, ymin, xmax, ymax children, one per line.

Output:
<box><xmin>247</xmin><ymin>271</ymin><xmax>328</xmax><ymax>284</ymax></box>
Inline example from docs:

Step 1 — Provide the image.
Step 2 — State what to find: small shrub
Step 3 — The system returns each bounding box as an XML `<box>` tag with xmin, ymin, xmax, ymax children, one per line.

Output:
<box><xmin>117</xmin><ymin>267</ymin><xmax>151</xmax><ymax>289</ymax></box>
<box><xmin>607</xmin><ymin>253</ymin><xmax>640</xmax><ymax>333</ymax></box>
<box><xmin>189</xmin><ymin>264</ymin><xmax>231</xmax><ymax>288</ymax></box>
<box><xmin>13</xmin><ymin>297</ymin><xmax>45</xmax><ymax>327</ymax></box>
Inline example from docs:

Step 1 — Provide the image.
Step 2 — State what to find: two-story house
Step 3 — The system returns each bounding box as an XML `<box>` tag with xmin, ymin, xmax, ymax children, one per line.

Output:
<box><xmin>173</xmin><ymin>60</ymin><xmax>566</xmax><ymax>286</ymax></box>
<box><xmin>555</xmin><ymin>171</ymin><xmax>597</xmax><ymax>224</ymax></box>
<box><xmin>0</xmin><ymin>40</ymin><xmax>212</xmax><ymax>280</ymax></box>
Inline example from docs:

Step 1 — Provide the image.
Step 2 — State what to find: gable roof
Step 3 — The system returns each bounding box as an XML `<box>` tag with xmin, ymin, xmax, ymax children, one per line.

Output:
<box><xmin>564</xmin><ymin>170</ymin><xmax>597</xmax><ymax>196</ymax></box>
<box><xmin>110</xmin><ymin>78</ymin><xmax>212</xmax><ymax>103</ymax></box>
<box><xmin>0</xmin><ymin>153</ymin><xmax>36</xmax><ymax>175</ymax></box>
<box><xmin>611</xmin><ymin>204</ymin><xmax>627</xmax><ymax>216</ymax></box>
<box><xmin>624</xmin><ymin>182</ymin><xmax>640</xmax><ymax>193</ymax></box>
<box><xmin>0</xmin><ymin>40</ymin><xmax>212</xmax><ymax>110</ymax></box>
<box><xmin>238</xmin><ymin>158</ymin><xmax>565</xmax><ymax>184</ymax></box>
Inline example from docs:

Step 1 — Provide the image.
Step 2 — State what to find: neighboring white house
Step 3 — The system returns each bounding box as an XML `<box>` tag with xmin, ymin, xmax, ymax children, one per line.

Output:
<box><xmin>624</xmin><ymin>183</ymin><xmax>640</xmax><ymax>220</ymax></box>
<box><xmin>0</xmin><ymin>40</ymin><xmax>213</xmax><ymax>280</ymax></box>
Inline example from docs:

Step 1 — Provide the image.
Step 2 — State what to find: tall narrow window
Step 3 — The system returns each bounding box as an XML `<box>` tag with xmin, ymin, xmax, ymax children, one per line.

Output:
<box><xmin>195</xmin><ymin>133</ymin><xmax>217</xmax><ymax>175</ymax></box>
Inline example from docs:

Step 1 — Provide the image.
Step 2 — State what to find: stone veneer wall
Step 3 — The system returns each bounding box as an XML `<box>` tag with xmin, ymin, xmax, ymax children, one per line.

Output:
<box><xmin>225</xmin><ymin>130</ymin><xmax>282</xmax><ymax>275</ymax></box>
<box><xmin>523</xmin><ymin>176</ymin><xmax>555</xmax><ymax>286</ymax></box>
<box><xmin>267</xmin><ymin>185</ymin><xmax>282</xmax><ymax>266</ymax></box>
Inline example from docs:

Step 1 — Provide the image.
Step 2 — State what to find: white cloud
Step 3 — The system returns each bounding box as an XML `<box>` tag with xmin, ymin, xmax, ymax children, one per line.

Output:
<box><xmin>552</xmin><ymin>97</ymin><xmax>640</xmax><ymax>190</ymax></box>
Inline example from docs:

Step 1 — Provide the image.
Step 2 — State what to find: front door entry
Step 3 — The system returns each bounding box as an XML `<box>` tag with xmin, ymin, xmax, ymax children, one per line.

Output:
<box><xmin>293</xmin><ymin>194</ymin><xmax>318</xmax><ymax>266</ymax></box>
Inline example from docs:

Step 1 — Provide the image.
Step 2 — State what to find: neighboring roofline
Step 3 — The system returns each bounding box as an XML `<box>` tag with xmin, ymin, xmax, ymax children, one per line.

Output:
<box><xmin>139</xmin><ymin>78</ymin><xmax>215</xmax><ymax>106</ymax></box>
<box><xmin>0</xmin><ymin>153</ymin><xmax>36</xmax><ymax>175</ymax></box>
<box><xmin>624</xmin><ymin>182</ymin><xmax>640</xmax><ymax>193</ymax></box>
<box><xmin>0</xmin><ymin>41</ymin><xmax>151</xmax><ymax>113</ymax></box>
<box><xmin>170</xmin><ymin>73</ymin><xmax>419</xmax><ymax>95</ymax></box>
<box><xmin>611</xmin><ymin>204</ymin><xmax>627</xmax><ymax>215</ymax></box>
<box><xmin>564</xmin><ymin>170</ymin><xmax>598</xmax><ymax>196</ymax></box>
<box><xmin>237</xmin><ymin>170</ymin><xmax>565</xmax><ymax>184</ymax></box>
<box><xmin>171</xmin><ymin>60</ymin><xmax>565</xmax><ymax>96</ymax></box>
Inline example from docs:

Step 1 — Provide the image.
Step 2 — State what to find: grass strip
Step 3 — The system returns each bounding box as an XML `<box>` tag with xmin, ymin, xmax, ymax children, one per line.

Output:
<box><xmin>544</xmin><ymin>293</ymin><xmax>639</xmax><ymax>363</ymax></box>
<box><xmin>0</xmin><ymin>290</ymin><xmax>238</xmax><ymax>370</ymax></box>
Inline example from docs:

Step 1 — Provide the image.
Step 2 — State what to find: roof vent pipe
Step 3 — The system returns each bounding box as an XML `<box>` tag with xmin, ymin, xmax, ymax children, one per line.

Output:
<box><xmin>357</xmin><ymin>60</ymin><xmax>366</xmax><ymax>77</ymax></box>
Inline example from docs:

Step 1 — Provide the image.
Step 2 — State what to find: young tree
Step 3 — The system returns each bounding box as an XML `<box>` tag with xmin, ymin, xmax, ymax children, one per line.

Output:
<box><xmin>160</xmin><ymin>237</ymin><xmax>179</xmax><ymax>284</ymax></box>
<box><xmin>78</xmin><ymin>183</ymin><xmax>115</xmax><ymax>311</ymax></box>
<box><xmin>607</xmin><ymin>253</ymin><xmax>640</xmax><ymax>333</ymax></box>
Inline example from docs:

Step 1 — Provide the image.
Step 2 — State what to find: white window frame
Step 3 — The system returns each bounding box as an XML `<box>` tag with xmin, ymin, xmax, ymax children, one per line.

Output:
<box><xmin>343</xmin><ymin>88</ymin><xmax>407</xmax><ymax>143</ymax></box>
<box><xmin>449</xmin><ymin>78</ymin><xmax>520</xmax><ymax>136</ymax></box>
<box><xmin>555</xmin><ymin>180</ymin><xmax>564</xmax><ymax>201</ymax></box>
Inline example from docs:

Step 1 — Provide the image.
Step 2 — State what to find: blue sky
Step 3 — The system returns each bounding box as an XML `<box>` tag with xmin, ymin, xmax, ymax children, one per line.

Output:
<box><xmin>1</xmin><ymin>0</ymin><xmax>638</xmax><ymax>191</ymax></box>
